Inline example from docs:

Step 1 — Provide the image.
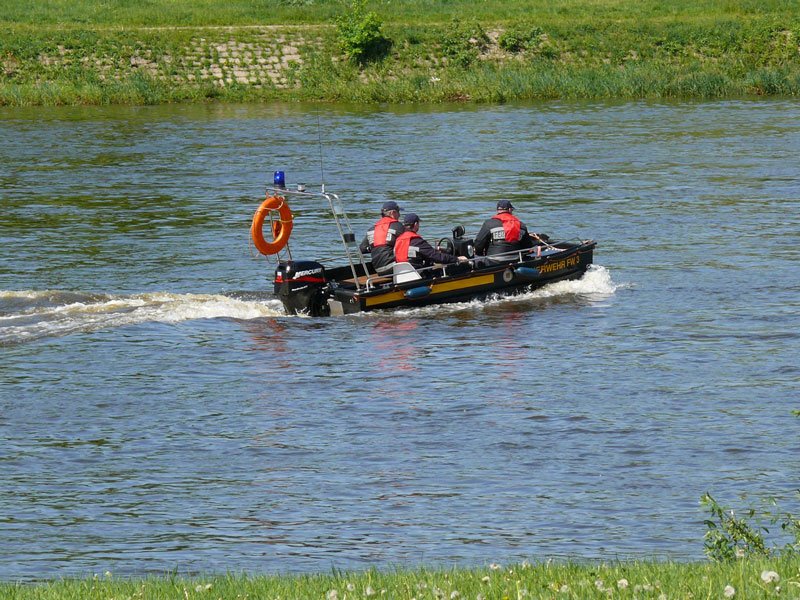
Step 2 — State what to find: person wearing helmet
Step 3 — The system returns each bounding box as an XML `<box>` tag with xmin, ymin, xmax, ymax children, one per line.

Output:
<box><xmin>474</xmin><ymin>200</ymin><xmax>537</xmax><ymax>258</ymax></box>
<box><xmin>394</xmin><ymin>213</ymin><xmax>469</xmax><ymax>272</ymax></box>
<box><xmin>359</xmin><ymin>200</ymin><xmax>405</xmax><ymax>271</ymax></box>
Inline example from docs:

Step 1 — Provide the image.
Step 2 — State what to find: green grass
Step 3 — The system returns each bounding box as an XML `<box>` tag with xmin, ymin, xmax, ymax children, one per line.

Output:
<box><xmin>1</xmin><ymin>0</ymin><xmax>799</xmax><ymax>105</ymax></box>
<box><xmin>2</xmin><ymin>558</ymin><xmax>800</xmax><ymax>599</ymax></box>
<box><xmin>0</xmin><ymin>0</ymin><xmax>796</xmax><ymax>27</ymax></box>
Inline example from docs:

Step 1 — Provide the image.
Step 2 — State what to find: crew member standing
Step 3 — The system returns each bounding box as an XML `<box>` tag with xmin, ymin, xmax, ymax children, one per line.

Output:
<box><xmin>394</xmin><ymin>213</ymin><xmax>468</xmax><ymax>271</ymax></box>
<box><xmin>474</xmin><ymin>200</ymin><xmax>536</xmax><ymax>258</ymax></box>
<box><xmin>360</xmin><ymin>201</ymin><xmax>405</xmax><ymax>271</ymax></box>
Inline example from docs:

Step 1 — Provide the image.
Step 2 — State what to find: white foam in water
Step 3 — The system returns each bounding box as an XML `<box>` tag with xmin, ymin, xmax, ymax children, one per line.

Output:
<box><xmin>0</xmin><ymin>267</ymin><xmax>622</xmax><ymax>341</ymax></box>
<box><xmin>388</xmin><ymin>264</ymin><xmax>620</xmax><ymax>317</ymax></box>
<box><xmin>0</xmin><ymin>290</ymin><xmax>286</xmax><ymax>345</ymax></box>
<box><xmin>523</xmin><ymin>264</ymin><xmax>619</xmax><ymax>299</ymax></box>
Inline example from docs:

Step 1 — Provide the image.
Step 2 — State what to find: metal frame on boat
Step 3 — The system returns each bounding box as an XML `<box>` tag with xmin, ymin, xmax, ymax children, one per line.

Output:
<box><xmin>252</xmin><ymin>177</ymin><xmax>596</xmax><ymax>316</ymax></box>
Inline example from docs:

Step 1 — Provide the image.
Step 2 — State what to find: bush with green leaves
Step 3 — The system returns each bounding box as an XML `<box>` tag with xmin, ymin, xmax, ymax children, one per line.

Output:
<box><xmin>702</xmin><ymin>493</ymin><xmax>770</xmax><ymax>561</ymax></box>
<box><xmin>335</xmin><ymin>0</ymin><xmax>391</xmax><ymax>64</ymax></box>
<box><xmin>498</xmin><ymin>24</ymin><xmax>543</xmax><ymax>53</ymax></box>
<box><xmin>702</xmin><ymin>492</ymin><xmax>800</xmax><ymax>562</ymax></box>
<box><xmin>440</xmin><ymin>18</ymin><xmax>489</xmax><ymax>68</ymax></box>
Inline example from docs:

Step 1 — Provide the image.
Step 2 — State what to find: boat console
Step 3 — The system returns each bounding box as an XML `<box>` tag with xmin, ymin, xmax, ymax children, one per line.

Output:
<box><xmin>437</xmin><ymin>225</ymin><xmax>475</xmax><ymax>259</ymax></box>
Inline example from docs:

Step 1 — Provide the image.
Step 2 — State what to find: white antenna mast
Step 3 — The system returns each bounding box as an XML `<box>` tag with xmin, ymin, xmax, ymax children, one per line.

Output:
<box><xmin>317</xmin><ymin>113</ymin><xmax>325</xmax><ymax>194</ymax></box>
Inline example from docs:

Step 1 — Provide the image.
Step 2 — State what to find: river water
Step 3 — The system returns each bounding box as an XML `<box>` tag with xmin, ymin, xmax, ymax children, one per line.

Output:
<box><xmin>1</xmin><ymin>100</ymin><xmax>799</xmax><ymax>580</ymax></box>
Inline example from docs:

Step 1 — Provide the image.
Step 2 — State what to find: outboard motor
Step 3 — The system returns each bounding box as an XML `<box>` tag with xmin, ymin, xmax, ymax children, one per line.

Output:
<box><xmin>274</xmin><ymin>260</ymin><xmax>329</xmax><ymax>316</ymax></box>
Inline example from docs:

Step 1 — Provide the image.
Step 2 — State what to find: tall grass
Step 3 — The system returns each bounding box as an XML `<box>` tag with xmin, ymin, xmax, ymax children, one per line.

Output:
<box><xmin>0</xmin><ymin>0</ymin><xmax>796</xmax><ymax>26</ymax></box>
<box><xmin>1</xmin><ymin>1</ymin><xmax>798</xmax><ymax>105</ymax></box>
<box><xmin>2</xmin><ymin>558</ymin><xmax>800</xmax><ymax>599</ymax></box>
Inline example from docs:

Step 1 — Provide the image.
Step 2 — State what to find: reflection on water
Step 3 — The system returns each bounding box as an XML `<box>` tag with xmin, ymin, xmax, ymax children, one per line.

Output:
<box><xmin>1</xmin><ymin>100</ymin><xmax>800</xmax><ymax>579</ymax></box>
<box><xmin>372</xmin><ymin>320</ymin><xmax>420</xmax><ymax>374</ymax></box>
<box><xmin>243</xmin><ymin>318</ymin><xmax>292</xmax><ymax>364</ymax></box>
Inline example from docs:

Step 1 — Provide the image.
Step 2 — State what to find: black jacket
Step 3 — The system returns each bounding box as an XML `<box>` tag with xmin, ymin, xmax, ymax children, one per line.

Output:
<box><xmin>395</xmin><ymin>231</ymin><xmax>459</xmax><ymax>270</ymax></box>
<box><xmin>359</xmin><ymin>219</ymin><xmax>405</xmax><ymax>270</ymax></box>
<box><xmin>474</xmin><ymin>216</ymin><xmax>534</xmax><ymax>257</ymax></box>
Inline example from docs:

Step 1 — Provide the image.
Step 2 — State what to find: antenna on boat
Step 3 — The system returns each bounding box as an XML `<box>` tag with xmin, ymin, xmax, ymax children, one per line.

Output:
<box><xmin>317</xmin><ymin>113</ymin><xmax>326</xmax><ymax>194</ymax></box>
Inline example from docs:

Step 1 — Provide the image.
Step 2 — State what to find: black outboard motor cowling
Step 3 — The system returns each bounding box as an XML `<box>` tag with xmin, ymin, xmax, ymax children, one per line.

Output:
<box><xmin>274</xmin><ymin>260</ymin><xmax>329</xmax><ymax>316</ymax></box>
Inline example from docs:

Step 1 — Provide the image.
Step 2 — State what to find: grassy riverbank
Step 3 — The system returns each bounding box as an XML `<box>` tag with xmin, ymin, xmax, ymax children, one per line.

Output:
<box><xmin>1</xmin><ymin>0</ymin><xmax>799</xmax><ymax>105</ymax></box>
<box><xmin>0</xmin><ymin>558</ymin><xmax>800</xmax><ymax>600</ymax></box>
<box><xmin>3</xmin><ymin>558</ymin><xmax>800</xmax><ymax>599</ymax></box>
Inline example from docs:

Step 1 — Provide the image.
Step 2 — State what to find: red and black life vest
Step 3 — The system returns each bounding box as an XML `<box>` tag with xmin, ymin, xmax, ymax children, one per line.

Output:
<box><xmin>394</xmin><ymin>231</ymin><xmax>421</xmax><ymax>262</ymax></box>
<box><xmin>495</xmin><ymin>212</ymin><xmax>522</xmax><ymax>242</ymax></box>
<box><xmin>373</xmin><ymin>216</ymin><xmax>399</xmax><ymax>247</ymax></box>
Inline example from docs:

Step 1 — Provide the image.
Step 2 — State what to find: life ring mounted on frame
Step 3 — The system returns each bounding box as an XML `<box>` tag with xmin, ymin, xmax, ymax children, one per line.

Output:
<box><xmin>251</xmin><ymin>195</ymin><xmax>293</xmax><ymax>255</ymax></box>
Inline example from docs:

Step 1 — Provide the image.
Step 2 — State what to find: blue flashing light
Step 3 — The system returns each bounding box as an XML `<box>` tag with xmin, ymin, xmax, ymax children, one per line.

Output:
<box><xmin>273</xmin><ymin>170</ymin><xmax>286</xmax><ymax>188</ymax></box>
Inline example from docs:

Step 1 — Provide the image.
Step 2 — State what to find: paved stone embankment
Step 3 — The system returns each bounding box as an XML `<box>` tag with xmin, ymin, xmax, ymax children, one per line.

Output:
<box><xmin>16</xmin><ymin>26</ymin><xmax>328</xmax><ymax>89</ymax></box>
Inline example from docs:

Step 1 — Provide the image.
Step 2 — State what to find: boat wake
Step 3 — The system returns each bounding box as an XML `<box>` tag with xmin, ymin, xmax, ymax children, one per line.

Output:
<box><xmin>0</xmin><ymin>290</ymin><xmax>285</xmax><ymax>346</ymax></box>
<box><xmin>388</xmin><ymin>264</ymin><xmax>621</xmax><ymax>317</ymax></box>
<box><xmin>0</xmin><ymin>267</ymin><xmax>622</xmax><ymax>344</ymax></box>
<box><xmin>512</xmin><ymin>263</ymin><xmax>621</xmax><ymax>301</ymax></box>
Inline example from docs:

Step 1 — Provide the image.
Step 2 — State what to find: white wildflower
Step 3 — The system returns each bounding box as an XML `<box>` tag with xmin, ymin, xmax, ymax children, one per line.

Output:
<box><xmin>450</xmin><ymin>591</ymin><xmax>460</xmax><ymax>599</ymax></box>
<box><xmin>346</xmin><ymin>583</ymin><xmax>355</xmax><ymax>592</ymax></box>
<box><xmin>481</xmin><ymin>576</ymin><xmax>490</xmax><ymax>583</ymax></box>
<box><xmin>489</xmin><ymin>563</ymin><xmax>501</xmax><ymax>570</ymax></box>
<box><xmin>326</xmin><ymin>590</ymin><xmax>338</xmax><ymax>600</ymax></box>
<box><xmin>559</xmin><ymin>584</ymin><xmax>570</xmax><ymax>593</ymax></box>
<box><xmin>430</xmin><ymin>77</ymin><xmax>441</xmax><ymax>83</ymax></box>
<box><xmin>595</xmin><ymin>579</ymin><xmax>605</xmax><ymax>591</ymax></box>
<box><xmin>365</xmin><ymin>585</ymin><xmax>376</xmax><ymax>596</ymax></box>
<box><xmin>735</xmin><ymin>547</ymin><xmax>745</xmax><ymax>559</ymax></box>
<box><xmin>761</xmin><ymin>570</ymin><xmax>780</xmax><ymax>584</ymax></box>
<box><xmin>724</xmin><ymin>584</ymin><xmax>735</xmax><ymax>598</ymax></box>
<box><xmin>617</xmin><ymin>578</ymin><xmax>629</xmax><ymax>589</ymax></box>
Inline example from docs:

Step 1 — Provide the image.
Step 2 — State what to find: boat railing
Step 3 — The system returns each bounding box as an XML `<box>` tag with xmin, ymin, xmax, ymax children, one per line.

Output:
<box><xmin>359</xmin><ymin>239</ymin><xmax>587</xmax><ymax>290</ymax></box>
<box><xmin>362</xmin><ymin>262</ymin><xmax>454</xmax><ymax>290</ymax></box>
<box><xmin>466</xmin><ymin>240</ymin><xmax>583</xmax><ymax>265</ymax></box>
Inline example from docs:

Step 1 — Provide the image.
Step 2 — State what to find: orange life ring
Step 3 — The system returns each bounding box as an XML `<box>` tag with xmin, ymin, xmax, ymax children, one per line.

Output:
<box><xmin>251</xmin><ymin>196</ymin><xmax>293</xmax><ymax>255</ymax></box>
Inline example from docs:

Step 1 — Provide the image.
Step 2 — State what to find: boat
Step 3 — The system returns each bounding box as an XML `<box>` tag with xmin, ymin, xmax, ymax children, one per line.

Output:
<box><xmin>251</xmin><ymin>173</ymin><xmax>597</xmax><ymax>317</ymax></box>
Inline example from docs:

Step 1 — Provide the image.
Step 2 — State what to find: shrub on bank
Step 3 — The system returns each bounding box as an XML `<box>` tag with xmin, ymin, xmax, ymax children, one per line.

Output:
<box><xmin>335</xmin><ymin>0</ymin><xmax>392</xmax><ymax>64</ymax></box>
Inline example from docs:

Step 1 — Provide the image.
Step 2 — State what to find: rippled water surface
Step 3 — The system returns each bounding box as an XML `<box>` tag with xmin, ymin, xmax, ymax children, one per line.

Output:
<box><xmin>1</xmin><ymin>100</ymin><xmax>799</xmax><ymax>579</ymax></box>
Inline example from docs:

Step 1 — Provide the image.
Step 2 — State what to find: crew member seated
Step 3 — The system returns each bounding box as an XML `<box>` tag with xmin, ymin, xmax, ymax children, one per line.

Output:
<box><xmin>394</xmin><ymin>213</ymin><xmax>469</xmax><ymax>275</ymax></box>
<box><xmin>474</xmin><ymin>199</ymin><xmax>537</xmax><ymax>258</ymax></box>
<box><xmin>359</xmin><ymin>200</ymin><xmax>405</xmax><ymax>272</ymax></box>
